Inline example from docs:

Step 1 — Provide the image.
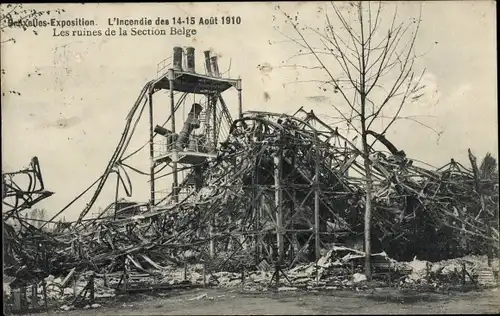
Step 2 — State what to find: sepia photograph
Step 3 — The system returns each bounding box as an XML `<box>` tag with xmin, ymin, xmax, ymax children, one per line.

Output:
<box><xmin>1</xmin><ymin>1</ymin><xmax>498</xmax><ymax>315</ymax></box>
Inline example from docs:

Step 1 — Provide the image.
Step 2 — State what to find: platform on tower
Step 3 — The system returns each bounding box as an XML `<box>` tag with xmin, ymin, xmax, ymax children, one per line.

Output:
<box><xmin>153</xmin><ymin>70</ymin><xmax>240</xmax><ymax>94</ymax></box>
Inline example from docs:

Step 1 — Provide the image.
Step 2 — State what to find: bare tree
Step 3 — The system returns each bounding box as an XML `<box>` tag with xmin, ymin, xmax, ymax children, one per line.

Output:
<box><xmin>275</xmin><ymin>1</ymin><xmax>428</xmax><ymax>278</ymax></box>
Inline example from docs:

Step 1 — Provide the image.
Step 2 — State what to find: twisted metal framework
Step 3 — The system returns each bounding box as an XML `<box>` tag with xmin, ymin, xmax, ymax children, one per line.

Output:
<box><xmin>2</xmin><ymin>157</ymin><xmax>54</xmax><ymax>221</ymax></box>
<box><xmin>189</xmin><ymin>110</ymin><xmax>361</xmax><ymax>269</ymax></box>
<box><xmin>2</xmin><ymin>157</ymin><xmax>55</xmax><ymax>281</ymax></box>
<box><xmin>3</xmin><ymin>48</ymin><xmax>498</xmax><ymax>281</ymax></box>
<box><xmin>56</xmin><ymin>108</ymin><xmax>496</xmax><ymax>275</ymax></box>
<box><xmin>3</xmin><ymin>106</ymin><xmax>498</xmax><ymax>281</ymax></box>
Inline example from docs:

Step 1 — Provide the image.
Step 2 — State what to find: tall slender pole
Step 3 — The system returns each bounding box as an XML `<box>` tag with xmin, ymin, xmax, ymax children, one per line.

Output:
<box><xmin>148</xmin><ymin>90</ymin><xmax>155</xmax><ymax>206</ymax></box>
<box><xmin>114</xmin><ymin>169</ymin><xmax>120</xmax><ymax>220</ymax></box>
<box><xmin>237</xmin><ymin>79</ymin><xmax>243</xmax><ymax>119</ymax></box>
<box><xmin>314</xmin><ymin>134</ymin><xmax>321</xmax><ymax>260</ymax></box>
<box><xmin>209</xmin><ymin>220</ymin><xmax>215</xmax><ymax>258</ymax></box>
<box><xmin>274</xmin><ymin>152</ymin><xmax>284</xmax><ymax>265</ymax></box>
<box><xmin>260</xmin><ymin>192</ymin><xmax>265</xmax><ymax>260</ymax></box>
<box><xmin>204</xmin><ymin>94</ymin><xmax>212</xmax><ymax>152</ymax></box>
<box><xmin>208</xmin><ymin>92</ymin><xmax>216</xmax><ymax>258</ymax></box>
<box><xmin>209</xmin><ymin>93</ymin><xmax>216</xmax><ymax>257</ymax></box>
<box><xmin>212</xmin><ymin>95</ymin><xmax>217</xmax><ymax>147</ymax></box>
<box><xmin>253</xmin><ymin>166</ymin><xmax>260</xmax><ymax>265</ymax></box>
<box><xmin>168</xmin><ymin>69</ymin><xmax>178</xmax><ymax>202</ymax></box>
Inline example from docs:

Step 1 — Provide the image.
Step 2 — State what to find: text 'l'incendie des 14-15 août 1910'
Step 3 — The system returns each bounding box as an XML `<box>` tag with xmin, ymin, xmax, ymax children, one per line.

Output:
<box><xmin>107</xmin><ymin>16</ymin><xmax>242</xmax><ymax>26</ymax></box>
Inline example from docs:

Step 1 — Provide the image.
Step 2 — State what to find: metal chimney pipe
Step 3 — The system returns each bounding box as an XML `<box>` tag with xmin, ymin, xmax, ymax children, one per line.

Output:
<box><xmin>204</xmin><ymin>50</ymin><xmax>212</xmax><ymax>76</ymax></box>
<box><xmin>154</xmin><ymin>125</ymin><xmax>172</xmax><ymax>137</ymax></box>
<box><xmin>186</xmin><ymin>47</ymin><xmax>195</xmax><ymax>73</ymax></box>
<box><xmin>176</xmin><ymin>103</ymin><xmax>203</xmax><ymax>150</ymax></box>
<box><xmin>172</xmin><ymin>46</ymin><xmax>183</xmax><ymax>71</ymax></box>
<box><xmin>210</xmin><ymin>56</ymin><xmax>220</xmax><ymax>77</ymax></box>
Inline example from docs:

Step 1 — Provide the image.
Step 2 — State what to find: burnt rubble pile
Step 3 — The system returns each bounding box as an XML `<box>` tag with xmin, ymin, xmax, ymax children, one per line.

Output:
<box><xmin>3</xmin><ymin>109</ymin><xmax>499</xmax><ymax>292</ymax></box>
<box><xmin>179</xmin><ymin>110</ymin><xmax>499</xmax><ymax>264</ymax></box>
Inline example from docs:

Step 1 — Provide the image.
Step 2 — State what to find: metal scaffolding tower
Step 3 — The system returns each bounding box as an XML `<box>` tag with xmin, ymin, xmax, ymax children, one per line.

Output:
<box><xmin>148</xmin><ymin>47</ymin><xmax>242</xmax><ymax>206</ymax></box>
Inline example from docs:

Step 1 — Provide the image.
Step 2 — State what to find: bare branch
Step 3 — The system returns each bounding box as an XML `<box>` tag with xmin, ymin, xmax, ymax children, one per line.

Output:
<box><xmin>375</xmin><ymin>115</ymin><xmax>443</xmax><ymax>137</ymax></box>
<box><xmin>276</xmin><ymin>5</ymin><xmax>363</xmax><ymax>132</ymax></box>
<box><xmin>331</xmin><ymin>2</ymin><xmax>362</xmax><ymax>46</ymax></box>
<box><xmin>370</xmin><ymin>71</ymin><xmax>419</xmax><ymax>148</ymax></box>
<box><xmin>276</xmin><ymin>64</ymin><xmax>324</xmax><ymax>70</ymax></box>
<box><xmin>276</xmin><ymin>1</ymin><xmax>427</xmax><ymax>165</ymax></box>
<box><xmin>273</xmin><ymin>25</ymin><xmax>308</xmax><ymax>50</ymax></box>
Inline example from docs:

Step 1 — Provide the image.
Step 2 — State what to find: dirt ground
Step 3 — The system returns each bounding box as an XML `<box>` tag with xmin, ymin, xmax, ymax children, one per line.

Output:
<box><xmin>19</xmin><ymin>287</ymin><xmax>500</xmax><ymax>315</ymax></box>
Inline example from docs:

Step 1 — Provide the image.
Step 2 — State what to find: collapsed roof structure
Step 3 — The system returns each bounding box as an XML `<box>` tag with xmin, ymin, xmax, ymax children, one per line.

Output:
<box><xmin>2</xmin><ymin>47</ymin><xmax>499</xmax><ymax>285</ymax></box>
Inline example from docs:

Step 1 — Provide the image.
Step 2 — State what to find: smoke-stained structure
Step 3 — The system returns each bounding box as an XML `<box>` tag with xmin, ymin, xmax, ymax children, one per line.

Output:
<box><xmin>2</xmin><ymin>48</ymin><xmax>498</xmax><ymax>285</ymax></box>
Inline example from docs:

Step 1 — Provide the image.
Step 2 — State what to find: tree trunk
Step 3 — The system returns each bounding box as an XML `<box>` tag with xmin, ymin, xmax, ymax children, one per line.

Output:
<box><xmin>361</xmin><ymin>101</ymin><xmax>372</xmax><ymax>278</ymax></box>
<box><xmin>363</xmin><ymin>151</ymin><xmax>373</xmax><ymax>279</ymax></box>
<box><xmin>358</xmin><ymin>2</ymin><xmax>372</xmax><ymax>278</ymax></box>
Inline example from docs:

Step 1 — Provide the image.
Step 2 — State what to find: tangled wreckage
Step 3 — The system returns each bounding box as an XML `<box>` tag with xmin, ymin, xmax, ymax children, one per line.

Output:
<box><xmin>3</xmin><ymin>47</ymin><xmax>499</xmax><ymax>310</ymax></box>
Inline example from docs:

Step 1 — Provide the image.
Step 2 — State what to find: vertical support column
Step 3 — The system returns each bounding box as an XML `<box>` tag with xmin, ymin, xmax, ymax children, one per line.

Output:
<box><xmin>314</xmin><ymin>134</ymin><xmax>321</xmax><ymax>260</ymax></box>
<box><xmin>212</xmin><ymin>95</ymin><xmax>217</xmax><ymax>148</ymax></box>
<box><xmin>291</xmin><ymin>179</ymin><xmax>299</xmax><ymax>264</ymax></box>
<box><xmin>42</xmin><ymin>281</ymin><xmax>48</xmax><ymax>311</ymax></box>
<box><xmin>260</xmin><ymin>192</ymin><xmax>265</xmax><ymax>259</ymax></box>
<box><xmin>32</xmin><ymin>284</ymin><xmax>38</xmax><ymax>308</ymax></box>
<box><xmin>274</xmin><ymin>152</ymin><xmax>284</xmax><ymax>264</ymax></box>
<box><xmin>114</xmin><ymin>169</ymin><xmax>120</xmax><ymax>220</ymax></box>
<box><xmin>148</xmin><ymin>89</ymin><xmax>155</xmax><ymax>206</ymax></box>
<box><xmin>209</xmin><ymin>220</ymin><xmax>215</xmax><ymax>258</ymax></box>
<box><xmin>209</xmin><ymin>94</ymin><xmax>216</xmax><ymax>258</ymax></box>
<box><xmin>204</xmin><ymin>94</ymin><xmax>212</xmax><ymax>152</ymax></box>
<box><xmin>168</xmin><ymin>69</ymin><xmax>178</xmax><ymax>202</ymax></box>
<box><xmin>20</xmin><ymin>286</ymin><xmax>27</xmax><ymax>312</ymax></box>
<box><xmin>202</xmin><ymin>262</ymin><xmax>207</xmax><ymax>287</ymax></box>
<box><xmin>236</xmin><ymin>78</ymin><xmax>243</xmax><ymax>119</ymax></box>
<box><xmin>183</xmin><ymin>262</ymin><xmax>188</xmax><ymax>280</ymax></box>
<box><xmin>253</xmin><ymin>166</ymin><xmax>260</xmax><ymax>265</ymax></box>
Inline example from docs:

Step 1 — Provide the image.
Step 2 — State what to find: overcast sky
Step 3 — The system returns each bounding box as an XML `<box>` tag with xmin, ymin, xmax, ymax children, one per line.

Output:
<box><xmin>1</xmin><ymin>2</ymin><xmax>497</xmax><ymax>221</ymax></box>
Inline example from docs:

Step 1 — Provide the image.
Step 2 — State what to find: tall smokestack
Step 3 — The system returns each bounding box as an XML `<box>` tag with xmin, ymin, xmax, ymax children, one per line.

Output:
<box><xmin>210</xmin><ymin>56</ymin><xmax>220</xmax><ymax>77</ymax></box>
<box><xmin>186</xmin><ymin>47</ymin><xmax>195</xmax><ymax>73</ymax></box>
<box><xmin>173</xmin><ymin>46</ymin><xmax>183</xmax><ymax>71</ymax></box>
<box><xmin>204</xmin><ymin>50</ymin><xmax>212</xmax><ymax>76</ymax></box>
